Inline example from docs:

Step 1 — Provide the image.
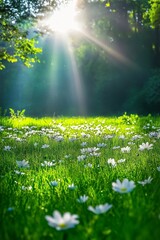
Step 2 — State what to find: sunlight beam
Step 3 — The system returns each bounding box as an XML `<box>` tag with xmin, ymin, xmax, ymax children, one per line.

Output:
<box><xmin>78</xmin><ymin>30</ymin><xmax>140</xmax><ymax>70</ymax></box>
<box><xmin>65</xmin><ymin>37</ymin><xmax>87</xmax><ymax>115</ymax></box>
<box><xmin>45</xmin><ymin>35</ymin><xmax>60</xmax><ymax>113</ymax></box>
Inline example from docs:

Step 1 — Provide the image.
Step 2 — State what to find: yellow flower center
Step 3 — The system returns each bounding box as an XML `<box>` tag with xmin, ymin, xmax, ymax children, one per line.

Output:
<box><xmin>58</xmin><ymin>223</ymin><xmax>67</xmax><ymax>228</ymax></box>
<box><xmin>121</xmin><ymin>187</ymin><xmax>127</xmax><ymax>192</ymax></box>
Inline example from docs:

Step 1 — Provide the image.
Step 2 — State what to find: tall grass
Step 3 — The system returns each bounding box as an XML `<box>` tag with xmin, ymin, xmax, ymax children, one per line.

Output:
<box><xmin>0</xmin><ymin>115</ymin><xmax>160</xmax><ymax>240</ymax></box>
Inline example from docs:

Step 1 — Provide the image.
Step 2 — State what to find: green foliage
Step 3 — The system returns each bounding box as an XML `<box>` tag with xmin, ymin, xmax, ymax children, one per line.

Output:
<box><xmin>149</xmin><ymin>0</ymin><xmax>160</xmax><ymax>27</ymax></box>
<box><xmin>144</xmin><ymin>69</ymin><xmax>160</xmax><ymax>105</ymax></box>
<box><xmin>118</xmin><ymin>112</ymin><xmax>139</xmax><ymax>125</ymax></box>
<box><xmin>9</xmin><ymin>108</ymin><xmax>26</xmax><ymax>119</ymax></box>
<box><xmin>0</xmin><ymin>18</ymin><xmax>42</xmax><ymax>69</ymax></box>
<box><xmin>0</xmin><ymin>0</ymin><xmax>60</xmax><ymax>69</ymax></box>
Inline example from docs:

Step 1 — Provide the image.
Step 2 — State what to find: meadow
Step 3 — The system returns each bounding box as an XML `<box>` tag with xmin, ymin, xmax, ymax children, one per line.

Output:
<box><xmin>0</xmin><ymin>114</ymin><xmax>160</xmax><ymax>240</ymax></box>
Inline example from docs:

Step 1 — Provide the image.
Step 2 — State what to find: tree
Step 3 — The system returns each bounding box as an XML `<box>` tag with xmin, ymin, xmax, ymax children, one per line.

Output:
<box><xmin>0</xmin><ymin>0</ymin><xmax>63</xmax><ymax>69</ymax></box>
<box><xmin>149</xmin><ymin>0</ymin><xmax>160</xmax><ymax>66</ymax></box>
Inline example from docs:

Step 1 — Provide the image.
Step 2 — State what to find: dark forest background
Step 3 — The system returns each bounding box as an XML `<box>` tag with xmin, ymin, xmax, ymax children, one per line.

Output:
<box><xmin>0</xmin><ymin>0</ymin><xmax>160</xmax><ymax>116</ymax></box>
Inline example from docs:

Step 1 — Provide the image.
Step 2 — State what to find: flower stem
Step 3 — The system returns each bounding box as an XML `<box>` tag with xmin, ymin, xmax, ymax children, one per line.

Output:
<box><xmin>63</xmin><ymin>232</ymin><xmax>68</xmax><ymax>240</ymax></box>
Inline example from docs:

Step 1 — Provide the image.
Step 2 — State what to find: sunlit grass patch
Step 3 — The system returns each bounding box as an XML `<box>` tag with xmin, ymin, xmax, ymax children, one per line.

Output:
<box><xmin>0</xmin><ymin>115</ymin><xmax>160</xmax><ymax>240</ymax></box>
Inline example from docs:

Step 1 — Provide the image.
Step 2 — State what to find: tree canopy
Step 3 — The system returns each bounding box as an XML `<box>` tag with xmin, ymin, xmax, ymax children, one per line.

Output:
<box><xmin>0</xmin><ymin>0</ymin><xmax>60</xmax><ymax>69</ymax></box>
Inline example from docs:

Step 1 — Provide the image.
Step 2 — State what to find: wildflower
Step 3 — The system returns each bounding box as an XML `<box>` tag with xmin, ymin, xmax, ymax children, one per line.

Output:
<box><xmin>41</xmin><ymin>161</ymin><xmax>56</xmax><ymax>167</ymax></box>
<box><xmin>14</xmin><ymin>170</ymin><xmax>25</xmax><ymax>175</ymax></box>
<box><xmin>95</xmin><ymin>130</ymin><xmax>102</xmax><ymax>136</ymax></box>
<box><xmin>68</xmin><ymin>184</ymin><xmax>77</xmax><ymax>190</ymax></box>
<box><xmin>77</xmin><ymin>195</ymin><xmax>89</xmax><ymax>203</ymax></box>
<box><xmin>138</xmin><ymin>176</ymin><xmax>153</xmax><ymax>186</ymax></box>
<box><xmin>139</xmin><ymin>142</ymin><xmax>153</xmax><ymax>151</ymax></box>
<box><xmin>148</xmin><ymin>132</ymin><xmax>159</xmax><ymax>138</ymax></box>
<box><xmin>58</xmin><ymin>160</ymin><xmax>64</xmax><ymax>163</ymax></box>
<box><xmin>50</xmin><ymin>181</ymin><xmax>58</xmax><ymax>187</ymax></box>
<box><xmin>0</xmin><ymin>126</ymin><xmax>4</xmax><ymax>132</ymax></box>
<box><xmin>157</xmin><ymin>132</ymin><xmax>160</xmax><ymax>139</ymax></box>
<box><xmin>97</xmin><ymin>143</ymin><xmax>106</xmax><ymax>148</ymax></box>
<box><xmin>88</xmin><ymin>147</ymin><xmax>100</xmax><ymax>153</ymax></box>
<box><xmin>84</xmin><ymin>163</ymin><xmax>92</xmax><ymax>168</ymax></box>
<box><xmin>34</xmin><ymin>142</ymin><xmax>38</xmax><ymax>147</ymax></box>
<box><xmin>112</xmin><ymin>179</ymin><xmax>135</xmax><ymax>193</ymax></box>
<box><xmin>16</xmin><ymin>160</ymin><xmax>29</xmax><ymax>168</ymax></box>
<box><xmin>55</xmin><ymin>136</ymin><xmax>64</xmax><ymax>142</ymax></box>
<box><xmin>22</xmin><ymin>186</ymin><xmax>32</xmax><ymax>190</ymax></box>
<box><xmin>81</xmin><ymin>147</ymin><xmax>100</xmax><ymax>154</ymax></box>
<box><xmin>132</xmin><ymin>135</ymin><xmax>142</xmax><ymax>140</ymax></box>
<box><xmin>117</xmin><ymin>159</ymin><xmax>126</xmax><ymax>163</ymax></box>
<box><xmin>15</xmin><ymin>137</ymin><xmax>24</xmax><ymax>142</ymax></box>
<box><xmin>80</xmin><ymin>148</ymin><xmax>87</xmax><ymax>154</ymax></box>
<box><xmin>112</xmin><ymin>146</ymin><xmax>120</xmax><ymax>150</ymax></box>
<box><xmin>41</xmin><ymin>144</ymin><xmax>50</xmax><ymax>149</ymax></box>
<box><xmin>88</xmin><ymin>203</ymin><xmax>112</xmax><ymax>214</ymax></box>
<box><xmin>77</xmin><ymin>155</ymin><xmax>86</xmax><ymax>161</ymax></box>
<box><xmin>81</xmin><ymin>133</ymin><xmax>90</xmax><ymax>138</ymax></box>
<box><xmin>45</xmin><ymin>210</ymin><xmax>79</xmax><ymax>230</ymax></box>
<box><xmin>69</xmin><ymin>137</ymin><xmax>77</xmax><ymax>142</ymax></box>
<box><xmin>107</xmin><ymin>158</ymin><xmax>116</xmax><ymax>167</ymax></box>
<box><xmin>4</xmin><ymin>146</ymin><xmax>11</xmax><ymax>151</ymax></box>
<box><xmin>157</xmin><ymin>166</ymin><xmax>160</xmax><ymax>172</ymax></box>
<box><xmin>104</xmin><ymin>134</ymin><xmax>114</xmax><ymax>139</ymax></box>
<box><xmin>121</xmin><ymin>146</ymin><xmax>131</xmax><ymax>153</ymax></box>
<box><xmin>119</xmin><ymin>135</ymin><xmax>125</xmax><ymax>140</ymax></box>
<box><xmin>81</xmin><ymin>142</ymin><xmax>87</xmax><ymax>147</ymax></box>
<box><xmin>90</xmin><ymin>152</ymin><xmax>101</xmax><ymax>157</ymax></box>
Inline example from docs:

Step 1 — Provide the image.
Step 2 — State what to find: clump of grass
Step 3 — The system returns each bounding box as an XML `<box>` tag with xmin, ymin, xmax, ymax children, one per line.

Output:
<box><xmin>0</xmin><ymin>115</ymin><xmax>160</xmax><ymax>240</ymax></box>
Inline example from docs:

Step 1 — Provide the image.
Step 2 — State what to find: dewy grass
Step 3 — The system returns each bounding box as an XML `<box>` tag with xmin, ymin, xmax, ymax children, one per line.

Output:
<box><xmin>0</xmin><ymin>115</ymin><xmax>160</xmax><ymax>240</ymax></box>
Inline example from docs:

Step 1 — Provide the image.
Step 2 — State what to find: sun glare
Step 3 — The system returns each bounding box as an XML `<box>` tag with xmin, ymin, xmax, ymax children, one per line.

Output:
<box><xmin>42</xmin><ymin>1</ymin><xmax>81</xmax><ymax>34</ymax></box>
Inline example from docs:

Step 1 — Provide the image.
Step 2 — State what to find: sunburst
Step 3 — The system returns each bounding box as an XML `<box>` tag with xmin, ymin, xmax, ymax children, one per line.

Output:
<box><xmin>40</xmin><ymin>0</ymin><xmax>81</xmax><ymax>34</ymax></box>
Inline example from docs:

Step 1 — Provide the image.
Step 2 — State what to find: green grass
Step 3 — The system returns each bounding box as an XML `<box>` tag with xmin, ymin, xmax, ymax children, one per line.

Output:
<box><xmin>0</xmin><ymin>115</ymin><xmax>160</xmax><ymax>240</ymax></box>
